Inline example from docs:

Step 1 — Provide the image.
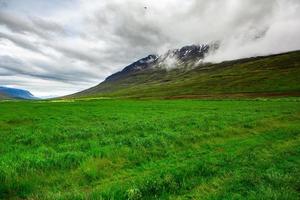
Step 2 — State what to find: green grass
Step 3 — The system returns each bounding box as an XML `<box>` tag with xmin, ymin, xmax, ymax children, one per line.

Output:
<box><xmin>0</xmin><ymin>98</ymin><xmax>299</xmax><ymax>199</ymax></box>
<box><xmin>72</xmin><ymin>51</ymin><xmax>300</xmax><ymax>99</ymax></box>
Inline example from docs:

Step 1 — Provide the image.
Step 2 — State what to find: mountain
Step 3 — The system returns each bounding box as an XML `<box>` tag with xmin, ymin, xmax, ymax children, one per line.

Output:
<box><xmin>105</xmin><ymin>54</ymin><xmax>159</xmax><ymax>82</ymax></box>
<box><xmin>105</xmin><ymin>44</ymin><xmax>214</xmax><ymax>82</ymax></box>
<box><xmin>69</xmin><ymin>47</ymin><xmax>300</xmax><ymax>99</ymax></box>
<box><xmin>0</xmin><ymin>86</ymin><xmax>37</xmax><ymax>100</ymax></box>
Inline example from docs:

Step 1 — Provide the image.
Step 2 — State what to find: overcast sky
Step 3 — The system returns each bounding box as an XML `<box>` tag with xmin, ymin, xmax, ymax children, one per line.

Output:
<box><xmin>0</xmin><ymin>0</ymin><xmax>299</xmax><ymax>97</ymax></box>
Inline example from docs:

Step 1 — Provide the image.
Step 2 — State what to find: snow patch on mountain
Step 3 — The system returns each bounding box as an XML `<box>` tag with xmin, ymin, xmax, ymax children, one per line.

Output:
<box><xmin>104</xmin><ymin>43</ymin><xmax>219</xmax><ymax>82</ymax></box>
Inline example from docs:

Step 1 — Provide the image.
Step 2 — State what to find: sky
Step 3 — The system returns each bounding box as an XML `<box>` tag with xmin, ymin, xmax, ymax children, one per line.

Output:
<box><xmin>0</xmin><ymin>0</ymin><xmax>299</xmax><ymax>97</ymax></box>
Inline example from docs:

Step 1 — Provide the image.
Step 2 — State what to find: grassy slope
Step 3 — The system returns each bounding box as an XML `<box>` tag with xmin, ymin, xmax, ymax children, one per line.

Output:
<box><xmin>72</xmin><ymin>51</ymin><xmax>300</xmax><ymax>98</ymax></box>
<box><xmin>0</xmin><ymin>93</ymin><xmax>11</xmax><ymax>100</ymax></box>
<box><xmin>0</xmin><ymin>98</ymin><xmax>299</xmax><ymax>199</ymax></box>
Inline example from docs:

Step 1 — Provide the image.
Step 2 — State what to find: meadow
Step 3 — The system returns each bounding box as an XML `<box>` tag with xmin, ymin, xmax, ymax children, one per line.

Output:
<box><xmin>0</xmin><ymin>98</ymin><xmax>299</xmax><ymax>199</ymax></box>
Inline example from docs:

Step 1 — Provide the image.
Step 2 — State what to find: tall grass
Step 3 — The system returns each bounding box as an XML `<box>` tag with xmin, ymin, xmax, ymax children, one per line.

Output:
<box><xmin>0</xmin><ymin>99</ymin><xmax>299</xmax><ymax>199</ymax></box>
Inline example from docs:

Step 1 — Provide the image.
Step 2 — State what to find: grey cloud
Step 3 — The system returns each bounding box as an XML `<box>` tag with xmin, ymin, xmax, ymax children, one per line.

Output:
<box><xmin>0</xmin><ymin>55</ymin><xmax>102</xmax><ymax>84</ymax></box>
<box><xmin>0</xmin><ymin>1</ymin><xmax>7</xmax><ymax>8</ymax></box>
<box><xmin>0</xmin><ymin>0</ymin><xmax>299</xmax><ymax>97</ymax></box>
<box><xmin>0</xmin><ymin>11</ymin><xmax>36</xmax><ymax>33</ymax></box>
<box><xmin>30</xmin><ymin>17</ymin><xmax>65</xmax><ymax>34</ymax></box>
<box><xmin>50</xmin><ymin>44</ymin><xmax>105</xmax><ymax>65</ymax></box>
<box><xmin>89</xmin><ymin>1</ymin><xmax>172</xmax><ymax>58</ymax></box>
<box><xmin>0</xmin><ymin>56</ymin><xmax>70</xmax><ymax>82</ymax></box>
<box><xmin>0</xmin><ymin>11</ymin><xmax>65</xmax><ymax>38</ymax></box>
<box><xmin>0</xmin><ymin>32</ymin><xmax>43</xmax><ymax>53</ymax></box>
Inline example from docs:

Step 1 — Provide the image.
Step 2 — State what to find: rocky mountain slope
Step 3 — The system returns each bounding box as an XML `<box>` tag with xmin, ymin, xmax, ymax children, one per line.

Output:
<box><xmin>105</xmin><ymin>44</ymin><xmax>213</xmax><ymax>82</ymax></box>
<box><xmin>69</xmin><ymin>47</ymin><xmax>300</xmax><ymax>99</ymax></box>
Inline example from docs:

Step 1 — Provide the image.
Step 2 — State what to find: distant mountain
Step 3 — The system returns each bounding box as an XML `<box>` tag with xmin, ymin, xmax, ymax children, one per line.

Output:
<box><xmin>0</xmin><ymin>86</ymin><xmax>37</xmax><ymax>100</ymax></box>
<box><xmin>68</xmin><ymin>47</ymin><xmax>300</xmax><ymax>99</ymax></box>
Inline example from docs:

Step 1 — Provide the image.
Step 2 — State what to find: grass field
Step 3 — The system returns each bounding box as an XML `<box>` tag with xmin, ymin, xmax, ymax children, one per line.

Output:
<box><xmin>0</xmin><ymin>99</ymin><xmax>299</xmax><ymax>199</ymax></box>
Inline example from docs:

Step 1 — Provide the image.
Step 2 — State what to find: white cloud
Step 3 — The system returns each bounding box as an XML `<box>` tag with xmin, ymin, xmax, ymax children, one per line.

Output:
<box><xmin>0</xmin><ymin>0</ymin><xmax>299</xmax><ymax>97</ymax></box>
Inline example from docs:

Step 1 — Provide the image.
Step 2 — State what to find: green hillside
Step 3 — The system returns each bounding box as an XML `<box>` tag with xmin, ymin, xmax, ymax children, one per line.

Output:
<box><xmin>0</xmin><ymin>93</ymin><xmax>11</xmax><ymax>100</ymax></box>
<box><xmin>71</xmin><ymin>51</ymin><xmax>300</xmax><ymax>99</ymax></box>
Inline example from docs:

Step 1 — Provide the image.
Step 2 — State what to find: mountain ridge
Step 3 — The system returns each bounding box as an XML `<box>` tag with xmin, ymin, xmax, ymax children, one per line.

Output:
<box><xmin>0</xmin><ymin>86</ymin><xmax>37</xmax><ymax>100</ymax></box>
<box><xmin>68</xmin><ymin>49</ymin><xmax>300</xmax><ymax>99</ymax></box>
<box><xmin>105</xmin><ymin>44</ymin><xmax>214</xmax><ymax>83</ymax></box>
